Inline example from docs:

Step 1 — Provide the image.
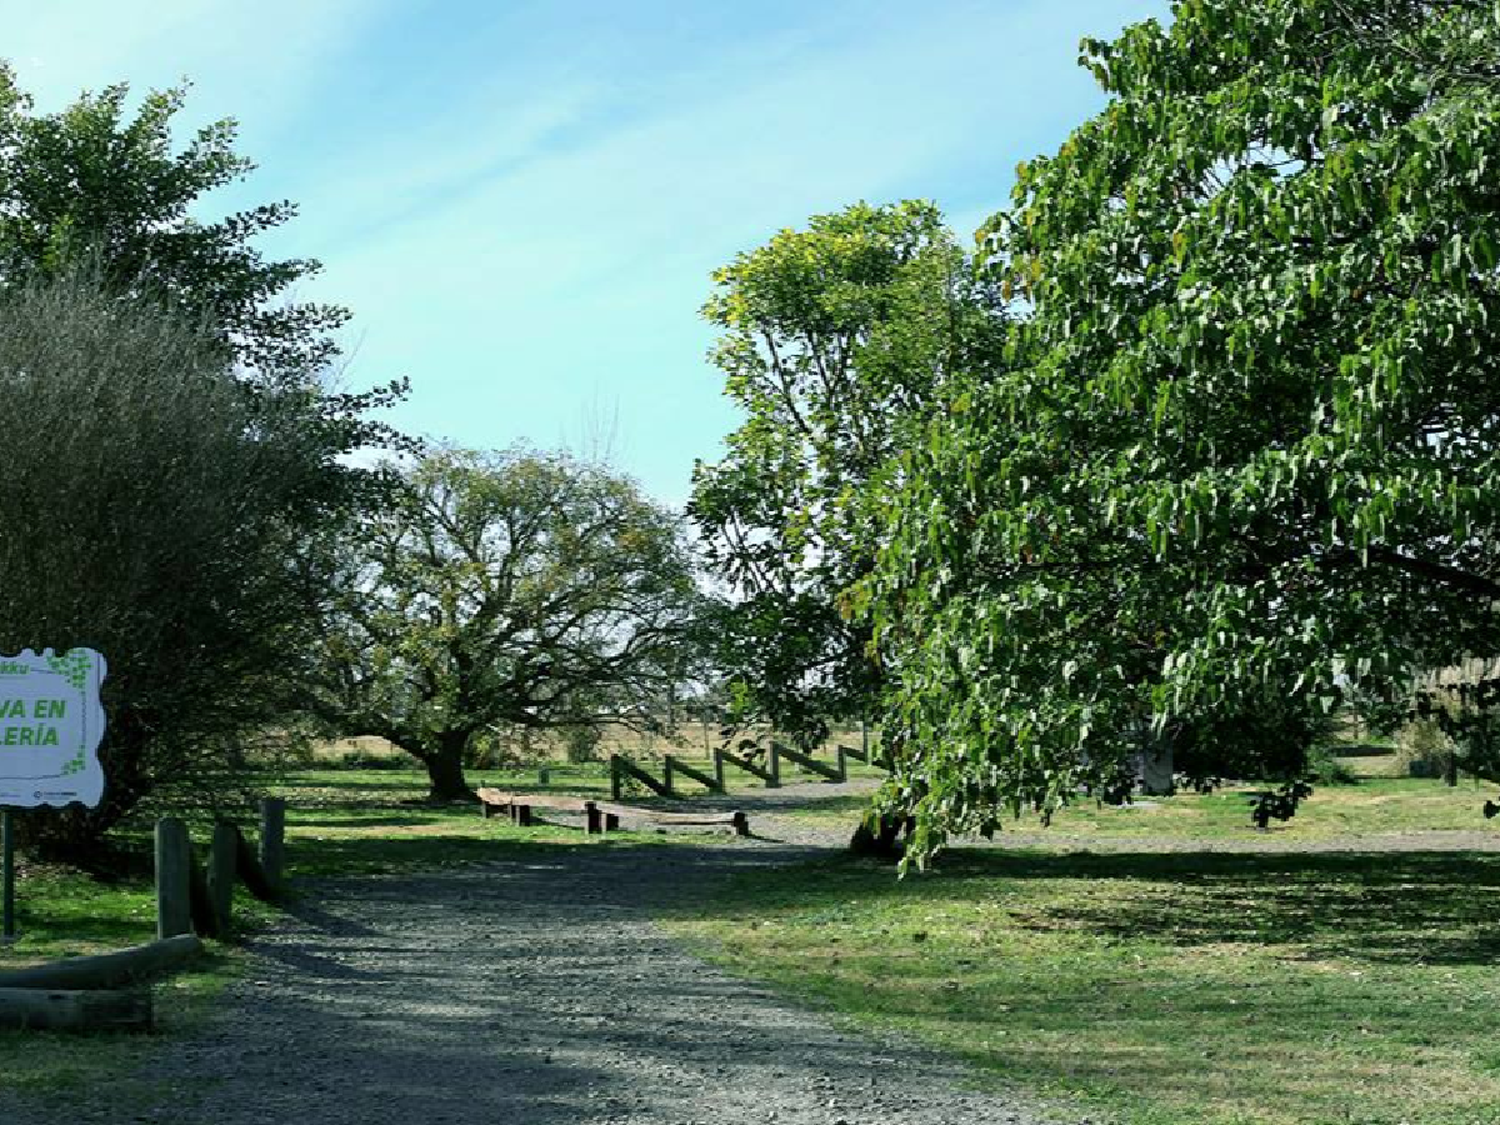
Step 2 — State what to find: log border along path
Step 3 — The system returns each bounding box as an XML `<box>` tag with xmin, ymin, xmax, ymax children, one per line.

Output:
<box><xmin>0</xmin><ymin>793</ymin><xmax>1048</xmax><ymax>1125</ymax></box>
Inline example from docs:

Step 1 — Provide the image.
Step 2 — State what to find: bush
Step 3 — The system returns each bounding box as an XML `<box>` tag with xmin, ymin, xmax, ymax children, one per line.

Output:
<box><xmin>0</xmin><ymin>271</ymin><xmax>355</xmax><ymax>852</ymax></box>
<box><xmin>338</xmin><ymin>751</ymin><xmax>410</xmax><ymax>770</ymax></box>
<box><xmin>1397</xmin><ymin>718</ymin><xmax>1453</xmax><ymax>779</ymax></box>
<box><xmin>1305</xmin><ymin>746</ymin><xmax>1359</xmax><ymax>786</ymax></box>
<box><xmin>562</xmin><ymin>724</ymin><xmax>604</xmax><ymax>763</ymax></box>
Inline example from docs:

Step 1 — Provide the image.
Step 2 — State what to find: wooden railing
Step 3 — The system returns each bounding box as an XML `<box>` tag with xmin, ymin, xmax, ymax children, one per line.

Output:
<box><xmin>477</xmin><ymin>786</ymin><xmax>749</xmax><ymax>837</ymax></box>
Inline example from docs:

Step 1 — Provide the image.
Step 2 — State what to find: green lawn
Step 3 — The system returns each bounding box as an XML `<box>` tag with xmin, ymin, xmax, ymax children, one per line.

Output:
<box><xmin>785</xmin><ymin>777</ymin><xmax>1500</xmax><ymax>842</ymax></box>
<box><xmin>668</xmin><ymin>836</ymin><xmax>1500</xmax><ymax>1124</ymax></box>
<box><xmin>0</xmin><ymin>762</ymin><xmax>671</xmax><ymax>1095</ymax></box>
<box><xmin>0</xmin><ymin>764</ymin><xmax>684</xmax><ymax>965</ymax></box>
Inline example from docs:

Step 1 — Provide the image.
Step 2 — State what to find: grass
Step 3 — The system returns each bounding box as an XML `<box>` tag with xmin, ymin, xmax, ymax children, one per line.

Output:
<box><xmin>666</xmin><ymin>847</ymin><xmax>1500</xmax><ymax>1125</ymax></box>
<box><xmin>0</xmin><ymin>763</ymin><xmax>696</xmax><ymax>961</ymax></box>
<box><xmin>783</xmin><ymin>776</ymin><xmax>1500</xmax><ymax>841</ymax></box>
<box><xmin>7</xmin><ymin>756</ymin><xmax>1494</xmax><ymax>1118</ymax></box>
<box><xmin>0</xmin><ymin>761</ymin><xmax>677</xmax><ymax>1096</ymax></box>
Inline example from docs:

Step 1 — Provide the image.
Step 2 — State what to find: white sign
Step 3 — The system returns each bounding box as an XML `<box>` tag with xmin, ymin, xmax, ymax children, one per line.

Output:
<box><xmin>0</xmin><ymin>648</ymin><xmax>107</xmax><ymax>808</ymax></box>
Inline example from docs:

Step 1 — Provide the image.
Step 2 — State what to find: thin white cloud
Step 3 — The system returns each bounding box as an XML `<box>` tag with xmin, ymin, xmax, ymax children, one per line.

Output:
<box><xmin>3</xmin><ymin>0</ymin><xmax>388</xmax><ymax>143</ymax></box>
<box><xmin>1</xmin><ymin>0</ymin><xmax>1169</xmax><ymax>502</ymax></box>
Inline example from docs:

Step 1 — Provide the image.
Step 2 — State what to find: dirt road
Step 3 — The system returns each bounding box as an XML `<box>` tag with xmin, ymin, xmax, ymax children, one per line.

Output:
<box><xmin>3</xmin><ymin>830</ymin><xmax>1043</xmax><ymax>1125</ymax></box>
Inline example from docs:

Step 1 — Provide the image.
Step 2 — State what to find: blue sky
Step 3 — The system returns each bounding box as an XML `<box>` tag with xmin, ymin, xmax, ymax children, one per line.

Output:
<box><xmin>5</xmin><ymin>0</ymin><xmax>1170</xmax><ymax>503</ymax></box>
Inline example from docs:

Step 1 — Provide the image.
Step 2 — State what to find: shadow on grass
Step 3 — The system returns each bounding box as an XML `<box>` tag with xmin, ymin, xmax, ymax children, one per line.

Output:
<box><xmin>672</xmin><ymin>848</ymin><xmax>1500</xmax><ymax>967</ymax></box>
<box><xmin>979</xmin><ymin>849</ymin><xmax>1500</xmax><ymax>966</ymax></box>
<box><xmin>283</xmin><ymin>829</ymin><xmax>659</xmax><ymax>881</ymax></box>
<box><xmin>289</xmin><ymin>814</ymin><xmax>472</xmax><ymax>830</ymax></box>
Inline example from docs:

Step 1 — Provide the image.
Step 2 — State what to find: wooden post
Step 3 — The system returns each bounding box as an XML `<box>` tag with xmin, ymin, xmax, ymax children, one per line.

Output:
<box><xmin>259</xmin><ymin>798</ymin><xmax>285</xmax><ymax>894</ymax></box>
<box><xmin>538</xmin><ymin>766</ymin><xmax>550</xmax><ymax>786</ymax></box>
<box><xmin>610</xmin><ymin>754</ymin><xmax>623</xmax><ymax>801</ymax></box>
<box><xmin>232</xmin><ymin>827</ymin><xmax>277</xmax><ymax>902</ymax></box>
<box><xmin>207</xmin><ymin>823</ymin><xmax>237</xmax><ymax>937</ymax></box>
<box><xmin>836</xmin><ymin>745</ymin><xmax>848</xmax><ymax>782</ymax></box>
<box><xmin>767</xmin><ymin>743</ymin><xmax>781</xmax><ymax>788</ymax></box>
<box><xmin>604</xmin><ymin>813</ymin><xmax>620</xmax><ymax>832</ymax></box>
<box><xmin>731</xmin><ymin>811</ymin><xmax>750</xmax><ymax>838</ymax></box>
<box><xmin>155</xmin><ymin>818</ymin><xmax>192</xmax><ymax>940</ymax></box>
<box><xmin>664</xmin><ymin>756</ymin><xmax>677</xmax><ymax>794</ymax></box>
<box><xmin>1</xmin><ymin>809</ymin><xmax>15</xmax><ymax>944</ymax></box>
<box><xmin>712</xmin><ymin>748</ymin><xmax>725</xmax><ymax>790</ymax></box>
<box><xmin>585</xmin><ymin>801</ymin><xmax>601</xmax><ymax>835</ymax></box>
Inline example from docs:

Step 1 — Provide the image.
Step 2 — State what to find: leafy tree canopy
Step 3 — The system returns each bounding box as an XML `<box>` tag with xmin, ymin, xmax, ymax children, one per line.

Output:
<box><xmin>863</xmin><ymin>0</ymin><xmax>1500</xmax><ymax>859</ymax></box>
<box><xmin>690</xmin><ymin>200</ymin><xmax>1003</xmax><ymax>747</ymax></box>
<box><xmin>0</xmin><ymin>68</ymin><xmax>407</xmax><ymax>497</ymax></box>
<box><xmin>311</xmin><ymin>448</ymin><xmax>703</xmax><ymax>800</ymax></box>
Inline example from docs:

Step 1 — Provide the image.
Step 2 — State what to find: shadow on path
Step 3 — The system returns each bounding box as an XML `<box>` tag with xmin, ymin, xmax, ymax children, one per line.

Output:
<box><xmin>2</xmin><ymin>842</ymin><xmax>1038</xmax><ymax>1125</ymax></box>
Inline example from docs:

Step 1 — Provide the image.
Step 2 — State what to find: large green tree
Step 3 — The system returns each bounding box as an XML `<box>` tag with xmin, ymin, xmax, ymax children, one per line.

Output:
<box><xmin>311</xmin><ymin>449</ymin><xmax>702</xmax><ymax>801</ymax></box>
<box><xmin>689</xmin><ymin>200</ymin><xmax>1002</xmax><ymax>748</ymax></box>
<box><xmin>0</xmin><ymin>67</ymin><xmax>406</xmax><ymax>486</ymax></box>
<box><xmin>863</xmin><ymin>0</ymin><xmax>1500</xmax><ymax>859</ymax></box>
<box><xmin>0</xmin><ymin>71</ymin><xmax>403</xmax><ymax>849</ymax></box>
<box><xmin>0</xmin><ymin>271</ymin><xmax>350</xmax><ymax>850</ymax></box>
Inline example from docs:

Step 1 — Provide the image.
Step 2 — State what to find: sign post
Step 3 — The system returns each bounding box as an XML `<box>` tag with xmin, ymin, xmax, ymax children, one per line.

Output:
<box><xmin>2</xmin><ymin>809</ymin><xmax>13</xmax><ymax>944</ymax></box>
<box><xmin>0</xmin><ymin>648</ymin><xmax>109</xmax><ymax>943</ymax></box>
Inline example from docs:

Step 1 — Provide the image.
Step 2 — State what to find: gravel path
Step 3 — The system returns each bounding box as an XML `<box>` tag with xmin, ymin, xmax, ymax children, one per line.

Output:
<box><xmin>3</xmin><ymin>832</ymin><xmax>1046</xmax><ymax>1125</ymax></box>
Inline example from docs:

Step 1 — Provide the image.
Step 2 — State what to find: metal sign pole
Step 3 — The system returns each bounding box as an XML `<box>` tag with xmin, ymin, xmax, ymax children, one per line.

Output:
<box><xmin>1</xmin><ymin>807</ymin><xmax>15</xmax><ymax>944</ymax></box>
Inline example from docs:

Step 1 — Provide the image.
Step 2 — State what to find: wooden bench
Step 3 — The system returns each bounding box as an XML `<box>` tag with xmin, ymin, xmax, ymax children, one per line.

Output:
<box><xmin>476</xmin><ymin>788</ymin><xmax>749</xmax><ymax>837</ymax></box>
<box><xmin>594</xmin><ymin>801</ymin><xmax>750</xmax><ymax>837</ymax></box>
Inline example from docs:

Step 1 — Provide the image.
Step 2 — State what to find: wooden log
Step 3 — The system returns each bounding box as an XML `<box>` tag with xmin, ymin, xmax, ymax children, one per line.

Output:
<box><xmin>839</xmin><ymin>742</ymin><xmax>869</xmax><ymax>764</ymax></box>
<box><xmin>593</xmin><ymin>801</ymin><xmax>749</xmax><ymax>830</ymax></box>
<box><xmin>477</xmin><ymin>788</ymin><xmax>595</xmax><ymax>813</ymax></box>
<box><xmin>207</xmin><ymin>823</ymin><xmax>237</xmax><ymax>937</ymax></box>
<box><xmin>772</xmin><ymin>741</ymin><xmax>843</xmax><ymax>782</ymax></box>
<box><xmin>3</xmin><ymin>808</ymin><xmax>14</xmax><ymax>943</ymax></box>
<box><xmin>232</xmin><ymin>827</ymin><xmax>277</xmax><ymax>902</ymax></box>
<box><xmin>155</xmin><ymin>818</ymin><xmax>193</xmax><ymax>940</ymax></box>
<box><xmin>187</xmin><ymin>850</ymin><xmax>217</xmax><ymax>939</ymax></box>
<box><xmin>665</xmin><ymin>755</ymin><xmax>724</xmax><ymax>793</ymax></box>
<box><xmin>0</xmin><ymin>934</ymin><xmax>202</xmax><ymax>991</ymax></box>
<box><xmin>717</xmin><ymin>748</ymin><xmax>774</xmax><ymax>785</ymax></box>
<box><xmin>609</xmin><ymin>755</ymin><xmax>674</xmax><ymax>799</ymax></box>
<box><xmin>259</xmin><ymin>798</ymin><xmax>286</xmax><ymax>893</ymax></box>
<box><xmin>0</xmin><ymin>987</ymin><xmax>152</xmax><ymax>1033</ymax></box>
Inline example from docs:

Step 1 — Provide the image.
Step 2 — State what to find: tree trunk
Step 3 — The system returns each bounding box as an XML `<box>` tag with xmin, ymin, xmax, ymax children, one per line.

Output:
<box><xmin>423</xmin><ymin>734</ymin><xmax>476</xmax><ymax>802</ymax></box>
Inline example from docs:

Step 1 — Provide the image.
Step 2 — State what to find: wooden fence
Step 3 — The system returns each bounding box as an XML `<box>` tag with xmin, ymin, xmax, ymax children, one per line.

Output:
<box><xmin>477</xmin><ymin>787</ymin><xmax>748</xmax><ymax>837</ymax></box>
<box><xmin>156</xmin><ymin>798</ymin><xmax>286</xmax><ymax>942</ymax></box>
<box><xmin>0</xmin><ymin>797</ymin><xmax>286</xmax><ymax>1032</ymax></box>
